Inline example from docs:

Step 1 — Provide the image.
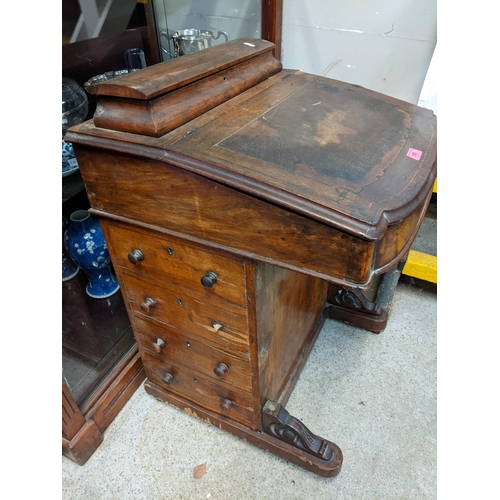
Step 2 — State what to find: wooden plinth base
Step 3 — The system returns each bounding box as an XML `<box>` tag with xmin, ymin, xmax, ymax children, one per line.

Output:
<box><xmin>144</xmin><ymin>380</ymin><xmax>343</xmax><ymax>478</ymax></box>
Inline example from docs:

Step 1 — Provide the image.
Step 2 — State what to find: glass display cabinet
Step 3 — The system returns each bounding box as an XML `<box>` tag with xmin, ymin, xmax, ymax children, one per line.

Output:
<box><xmin>62</xmin><ymin>0</ymin><xmax>282</xmax><ymax>465</ymax></box>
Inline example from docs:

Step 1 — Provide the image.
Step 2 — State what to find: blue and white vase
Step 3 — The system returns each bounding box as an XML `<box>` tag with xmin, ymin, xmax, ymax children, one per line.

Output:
<box><xmin>62</xmin><ymin>216</ymin><xmax>79</xmax><ymax>281</ymax></box>
<box><xmin>64</xmin><ymin>210</ymin><xmax>120</xmax><ymax>299</ymax></box>
<box><xmin>62</xmin><ymin>138</ymin><xmax>79</xmax><ymax>176</ymax></box>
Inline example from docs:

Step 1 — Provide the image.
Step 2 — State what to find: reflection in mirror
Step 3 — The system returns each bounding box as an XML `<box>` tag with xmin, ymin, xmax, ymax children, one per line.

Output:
<box><xmin>153</xmin><ymin>0</ymin><xmax>261</xmax><ymax>60</ymax></box>
<box><xmin>62</xmin><ymin>0</ymin><xmax>150</xmax><ymax>44</ymax></box>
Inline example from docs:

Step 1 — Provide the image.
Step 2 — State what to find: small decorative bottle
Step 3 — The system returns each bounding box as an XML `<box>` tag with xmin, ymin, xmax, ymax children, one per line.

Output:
<box><xmin>64</xmin><ymin>210</ymin><xmax>120</xmax><ymax>298</ymax></box>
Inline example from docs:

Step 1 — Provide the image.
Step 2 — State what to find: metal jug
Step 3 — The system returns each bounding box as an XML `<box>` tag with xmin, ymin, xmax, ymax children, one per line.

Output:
<box><xmin>160</xmin><ymin>29</ymin><xmax>229</xmax><ymax>58</ymax></box>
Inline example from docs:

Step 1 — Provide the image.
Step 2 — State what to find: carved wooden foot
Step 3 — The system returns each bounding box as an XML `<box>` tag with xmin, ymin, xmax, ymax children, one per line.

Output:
<box><xmin>326</xmin><ymin>262</ymin><xmax>404</xmax><ymax>333</ymax></box>
<box><xmin>262</xmin><ymin>400</ymin><xmax>343</xmax><ymax>476</ymax></box>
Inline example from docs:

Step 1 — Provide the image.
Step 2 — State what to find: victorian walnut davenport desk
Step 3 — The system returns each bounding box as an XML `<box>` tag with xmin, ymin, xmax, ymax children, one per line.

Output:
<box><xmin>66</xmin><ymin>39</ymin><xmax>437</xmax><ymax>478</ymax></box>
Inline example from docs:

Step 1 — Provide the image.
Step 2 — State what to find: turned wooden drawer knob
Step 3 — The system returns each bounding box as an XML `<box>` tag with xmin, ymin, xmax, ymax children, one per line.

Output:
<box><xmin>152</xmin><ymin>338</ymin><xmax>166</xmax><ymax>353</ymax></box>
<box><xmin>128</xmin><ymin>249</ymin><xmax>144</xmax><ymax>265</ymax></box>
<box><xmin>220</xmin><ymin>398</ymin><xmax>232</xmax><ymax>412</ymax></box>
<box><xmin>164</xmin><ymin>372</ymin><xmax>174</xmax><ymax>385</ymax></box>
<box><xmin>140</xmin><ymin>297</ymin><xmax>157</xmax><ymax>313</ymax></box>
<box><xmin>214</xmin><ymin>362</ymin><xmax>229</xmax><ymax>377</ymax></box>
<box><xmin>201</xmin><ymin>271</ymin><xmax>218</xmax><ymax>288</ymax></box>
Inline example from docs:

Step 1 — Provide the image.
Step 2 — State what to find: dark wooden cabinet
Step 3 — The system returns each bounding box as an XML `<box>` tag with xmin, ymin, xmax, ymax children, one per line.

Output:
<box><xmin>66</xmin><ymin>39</ymin><xmax>436</xmax><ymax>477</ymax></box>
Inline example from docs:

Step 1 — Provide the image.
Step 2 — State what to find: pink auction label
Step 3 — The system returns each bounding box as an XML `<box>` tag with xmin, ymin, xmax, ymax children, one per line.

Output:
<box><xmin>407</xmin><ymin>148</ymin><xmax>422</xmax><ymax>161</ymax></box>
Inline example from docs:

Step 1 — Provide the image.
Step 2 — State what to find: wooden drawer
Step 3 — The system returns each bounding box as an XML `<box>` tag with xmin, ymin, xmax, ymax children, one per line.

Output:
<box><xmin>132</xmin><ymin>316</ymin><xmax>252</xmax><ymax>391</ymax></box>
<box><xmin>104</xmin><ymin>221</ymin><xmax>247</xmax><ymax>307</ymax></box>
<box><xmin>140</xmin><ymin>350</ymin><xmax>258</xmax><ymax>429</ymax></box>
<box><xmin>121</xmin><ymin>271</ymin><xmax>250</xmax><ymax>353</ymax></box>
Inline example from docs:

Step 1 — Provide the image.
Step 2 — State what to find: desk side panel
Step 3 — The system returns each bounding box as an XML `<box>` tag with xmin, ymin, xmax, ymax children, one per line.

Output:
<box><xmin>253</xmin><ymin>261</ymin><xmax>328</xmax><ymax>405</ymax></box>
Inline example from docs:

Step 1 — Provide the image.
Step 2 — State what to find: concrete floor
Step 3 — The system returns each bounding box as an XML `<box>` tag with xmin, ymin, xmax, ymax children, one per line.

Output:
<box><xmin>62</xmin><ymin>279</ymin><xmax>436</xmax><ymax>499</ymax></box>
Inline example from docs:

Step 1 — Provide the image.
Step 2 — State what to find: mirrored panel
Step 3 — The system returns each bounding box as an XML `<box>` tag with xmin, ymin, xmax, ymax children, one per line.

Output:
<box><xmin>153</xmin><ymin>0</ymin><xmax>262</xmax><ymax>60</ymax></box>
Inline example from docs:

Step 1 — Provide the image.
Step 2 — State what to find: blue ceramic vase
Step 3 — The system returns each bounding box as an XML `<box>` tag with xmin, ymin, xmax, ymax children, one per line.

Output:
<box><xmin>62</xmin><ymin>216</ymin><xmax>79</xmax><ymax>281</ymax></box>
<box><xmin>64</xmin><ymin>210</ymin><xmax>120</xmax><ymax>299</ymax></box>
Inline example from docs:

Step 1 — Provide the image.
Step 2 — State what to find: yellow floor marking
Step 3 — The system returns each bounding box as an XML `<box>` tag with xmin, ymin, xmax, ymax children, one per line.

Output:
<box><xmin>402</xmin><ymin>250</ymin><xmax>437</xmax><ymax>283</ymax></box>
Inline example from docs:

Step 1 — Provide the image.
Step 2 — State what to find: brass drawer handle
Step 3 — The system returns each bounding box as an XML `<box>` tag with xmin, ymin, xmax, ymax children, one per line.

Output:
<box><xmin>164</xmin><ymin>372</ymin><xmax>174</xmax><ymax>385</ymax></box>
<box><xmin>214</xmin><ymin>362</ymin><xmax>229</xmax><ymax>377</ymax></box>
<box><xmin>140</xmin><ymin>297</ymin><xmax>157</xmax><ymax>313</ymax></box>
<box><xmin>201</xmin><ymin>271</ymin><xmax>218</xmax><ymax>288</ymax></box>
<box><xmin>128</xmin><ymin>249</ymin><xmax>144</xmax><ymax>265</ymax></box>
<box><xmin>220</xmin><ymin>398</ymin><xmax>232</xmax><ymax>412</ymax></box>
<box><xmin>152</xmin><ymin>338</ymin><xmax>166</xmax><ymax>353</ymax></box>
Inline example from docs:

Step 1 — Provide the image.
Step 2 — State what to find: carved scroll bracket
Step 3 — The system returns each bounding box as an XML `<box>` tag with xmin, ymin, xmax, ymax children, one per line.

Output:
<box><xmin>334</xmin><ymin>288</ymin><xmax>382</xmax><ymax>316</ymax></box>
<box><xmin>262</xmin><ymin>400</ymin><xmax>342</xmax><ymax>465</ymax></box>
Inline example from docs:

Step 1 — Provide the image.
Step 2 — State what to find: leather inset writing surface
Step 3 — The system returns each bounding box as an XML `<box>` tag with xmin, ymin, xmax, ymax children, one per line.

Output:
<box><xmin>219</xmin><ymin>81</ymin><xmax>411</xmax><ymax>188</ymax></box>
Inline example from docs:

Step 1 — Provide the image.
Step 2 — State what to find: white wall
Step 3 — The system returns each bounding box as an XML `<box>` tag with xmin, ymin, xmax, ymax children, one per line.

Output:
<box><xmin>153</xmin><ymin>0</ymin><xmax>436</xmax><ymax>104</ymax></box>
<box><xmin>418</xmin><ymin>44</ymin><xmax>437</xmax><ymax>115</ymax></box>
<box><xmin>281</xmin><ymin>0</ymin><xmax>436</xmax><ymax>104</ymax></box>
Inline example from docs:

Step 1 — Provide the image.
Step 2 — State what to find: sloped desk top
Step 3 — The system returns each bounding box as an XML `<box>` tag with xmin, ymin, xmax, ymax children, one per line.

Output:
<box><xmin>67</xmin><ymin>38</ymin><xmax>436</xmax><ymax>288</ymax></box>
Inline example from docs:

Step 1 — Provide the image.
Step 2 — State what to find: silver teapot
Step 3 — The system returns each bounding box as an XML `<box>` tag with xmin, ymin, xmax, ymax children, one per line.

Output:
<box><xmin>160</xmin><ymin>28</ymin><xmax>229</xmax><ymax>58</ymax></box>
